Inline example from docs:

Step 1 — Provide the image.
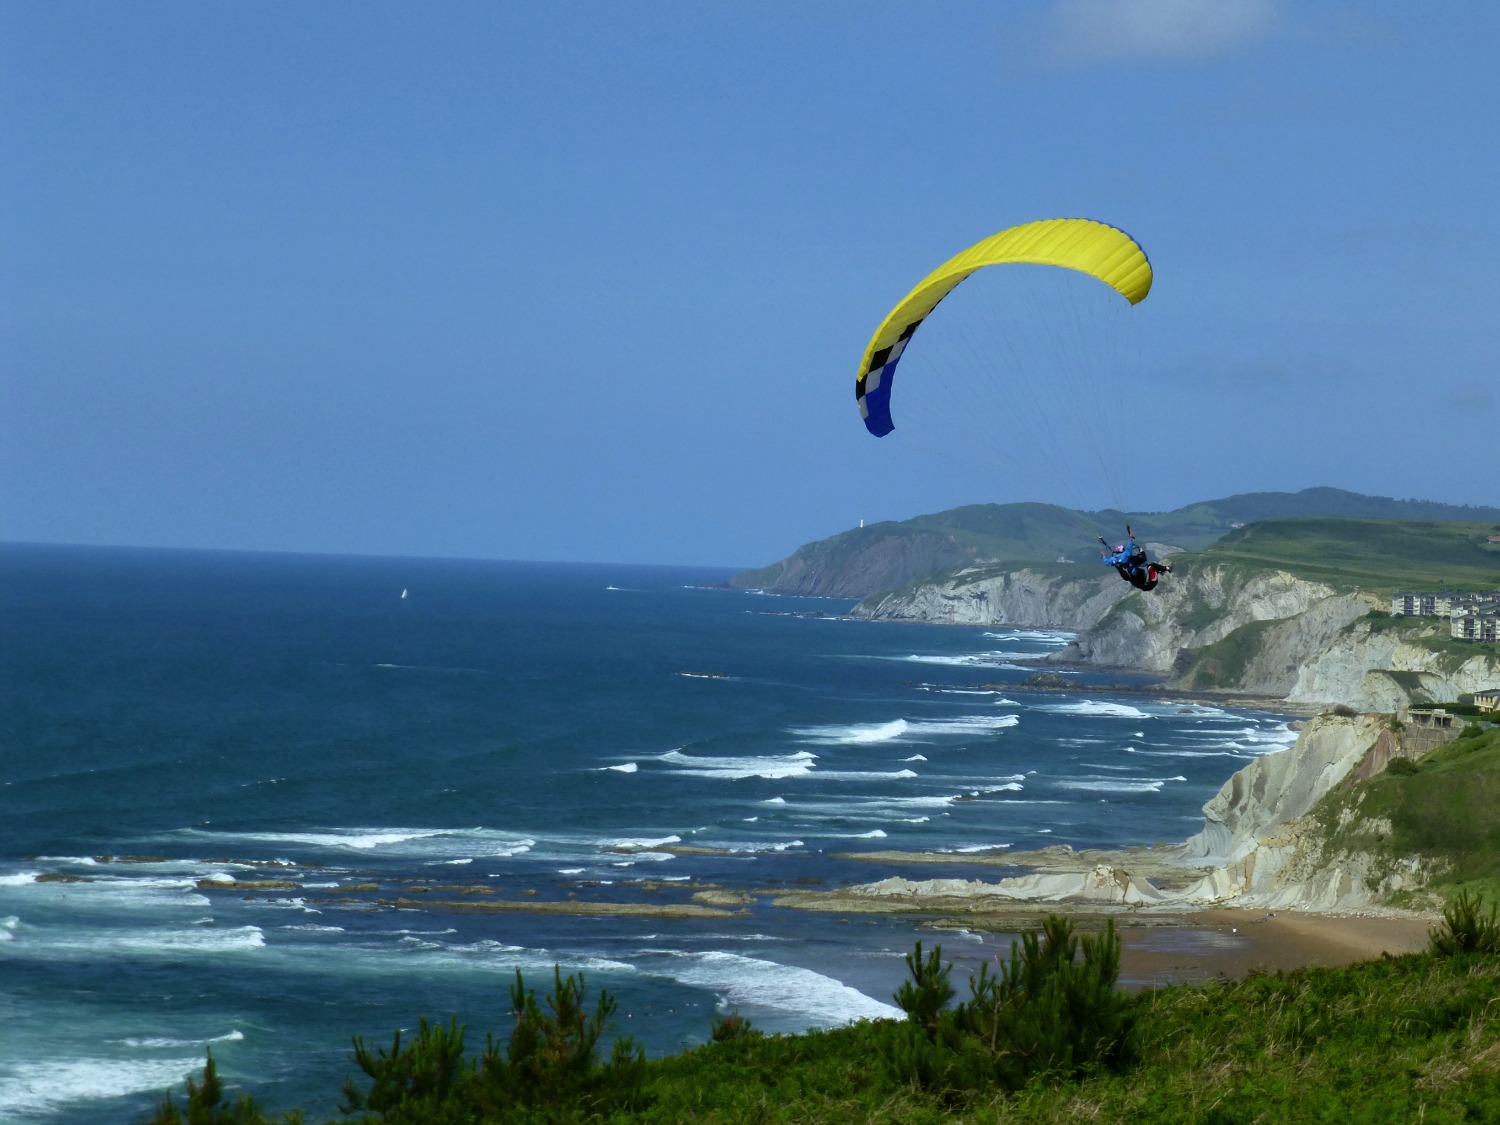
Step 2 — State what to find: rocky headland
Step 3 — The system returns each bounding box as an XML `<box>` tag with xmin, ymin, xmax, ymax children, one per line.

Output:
<box><xmin>776</xmin><ymin>710</ymin><xmax>1456</xmax><ymax>922</ymax></box>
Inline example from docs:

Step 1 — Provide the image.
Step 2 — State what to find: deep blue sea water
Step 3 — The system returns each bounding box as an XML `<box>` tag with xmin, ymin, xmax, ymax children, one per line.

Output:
<box><xmin>0</xmin><ymin>544</ymin><xmax>1297</xmax><ymax>1123</ymax></box>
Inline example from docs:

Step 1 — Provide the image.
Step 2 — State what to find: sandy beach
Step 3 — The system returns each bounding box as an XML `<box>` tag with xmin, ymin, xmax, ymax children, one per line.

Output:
<box><xmin>1115</xmin><ymin>908</ymin><xmax>1436</xmax><ymax>988</ymax></box>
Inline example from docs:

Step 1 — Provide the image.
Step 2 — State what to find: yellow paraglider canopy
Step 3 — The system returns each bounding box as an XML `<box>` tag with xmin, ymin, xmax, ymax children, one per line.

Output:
<box><xmin>855</xmin><ymin>218</ymin><xmax>1152</xmax><ymax>436</ymax></box>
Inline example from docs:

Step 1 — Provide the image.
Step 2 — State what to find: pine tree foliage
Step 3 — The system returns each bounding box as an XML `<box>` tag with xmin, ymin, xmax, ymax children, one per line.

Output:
<box><xmin>148</xmin><ymin>1049</ymin><xmax>302</xmax><ymax>1125</ymax></box>
<box><xmin>888</xmin><ymin>915</ymin><xmax>1135</xmax><ymax>1094</ymax></box>
<box><xmin>1430</xmin><ymin>888</ymin><xmax>1500</xmax><ymax>955</ymax></box>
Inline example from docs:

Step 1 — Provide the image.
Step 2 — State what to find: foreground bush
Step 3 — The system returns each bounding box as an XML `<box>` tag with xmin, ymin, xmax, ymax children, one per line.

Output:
<box><xmin>888</xmin><ymin>916</ymin><xmax>1134</xmax><ymax>1096</ymax></box>
<box><xmin>150</xmin><ymin>918</ymin><xmax>1500</xmax><ymax>1123</ymax></box>
<box><xmin>1430</xmin><ymin>888</ymin><xmax>1500</xmax><ymax>955</ymax></box>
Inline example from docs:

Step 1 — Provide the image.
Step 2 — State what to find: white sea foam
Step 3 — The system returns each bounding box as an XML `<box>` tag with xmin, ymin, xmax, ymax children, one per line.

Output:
<box><xmin>610</xmin><ymin>852</ymin><xmax>676</xmax><ymax>865</ymax></box>
<box><xmin>902</xmin><ymin>754</ymin><xmax>927</xmax><ymax>762</ymax></box>
<box><xmin>812</xmin><ymin>769</ymin><xmax>920</xmax><ymax>782</ymax></box>
<box><xmin>762</xmin><ymin>797</ymin><xmax>786</xmax><ymax>804</ymax></box>
<box><xmin>0</xmin><ymin>872</ymin><xmax>40</xmax><ymax>886</ymax></box>
<box><xmin>120</xmin><ymin>1029</ymin><xmax>245</xmax><ymax>1049</ymax></box>
<box><xmin>841</xmin><ymin>829</ymin><xmax>888</xmax><ymax>839</ymax></box>
<box><xmin>948</xmin><ymin>843</ymin><xmax>1012</xmax><ymax>853</ymax></box>
<box><xmin>643</xmin><ymin>950</ymin><xmax>901</xmax><ymax>1023</ymax></box>
<box><xmin>897</xmin><ymin>651</ymin><xmax>1038</xmax><ymax>668</ymax></box>
<box><xmin>10</xmin><ymin>923</ymin><xmax>266</xmax><ymax>958</ymax></box>
<box><xmin>602</xmin><ymin>762</ymin><xmax>639</xmax><ymax>773</ymax></box>
<box><xmin>0</xmin><ymin>1057</ymin><xmax>207</xmax><ymax>1118</ymax></box>
<box><xmin>984</xmin><ymin>629</ymin><xmax>1074</xmax><ymax>644</ymax></box>
<box><xmin>905</xmin><ymin>715</ymin><xmax>1019</xmax><ymax>735</ymax></box>
<box><xmin>1041</xmin><ymin>700</ymin><xmax>1153</xmax><ymax>719</ymax></box>
<box><xmin>609</xmin><ymin>835</ymin><xmax>682</xmax><ymax>850</ymax></box>
<box><xmin>792</xmin><ymin>719</ymin><xmax>907</xmax><ymax>744</ymax></box>
<box><xmin>658</xmin><ymin>749</ymin><xmax>816</xmax><ymax>780</ymax></box>
<box><xmin>1054</xmin><ymin>774</ymin><xmax>1186</xmax><ymax>794</ymax></box>
<box><xmin>1126</xmin><ymin>746</ymin><xmax>1245</xmax><ymax>759</ymax></box>
<box><xmin>920</xmin><ymin>687</ymin><xmax>1018</xmax><ymax>701</ymax></box>
<box><xmin>184</xmin><ymin>826</ymin><xmax>538</xmax><ymax>859</ymax></box>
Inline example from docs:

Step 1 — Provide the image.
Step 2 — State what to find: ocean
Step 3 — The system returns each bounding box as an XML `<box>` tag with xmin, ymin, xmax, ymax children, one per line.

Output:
<box><xmin>0</xmin><ymin>544</ymin><xmax>1298</xmax><ymax>1123</ymax></box>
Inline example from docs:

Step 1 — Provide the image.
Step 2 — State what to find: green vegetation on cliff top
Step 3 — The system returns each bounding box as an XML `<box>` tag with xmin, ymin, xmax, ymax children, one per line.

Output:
<box><xmin>732</xmin><ymin>488</ymin><xmax>1500</xmax><ymax>598</ymax></box>
<box><xmin>150</xmin><ymin>920</ymin><xmax>1500</xmax><ymax>1124</ymax></box>
<box><xmin>1315</xmin><ymin>725</ymin><xmax>1500</xmax><ymax>905</ymax></box>
<box><xmin>1195</xmin><ymin>517</ymin><xmax>1500</xmax><ymax>593</ymax></box>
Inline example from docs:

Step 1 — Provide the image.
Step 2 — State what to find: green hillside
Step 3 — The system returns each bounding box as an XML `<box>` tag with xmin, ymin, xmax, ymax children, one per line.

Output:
<box><xmin>1314</xmin><ymin>725</ymin><xmax>1500</xmax><ymax>903</ymax></box>
<box><xmin>1197</xmin><ymin>517</ymin><xmax>1500</xmax><ymax>593</ymax></box>
<box><xmin>731</xmin><ymin>489</ymin><xmax>1500</xmax><ymax>598</ymax></box>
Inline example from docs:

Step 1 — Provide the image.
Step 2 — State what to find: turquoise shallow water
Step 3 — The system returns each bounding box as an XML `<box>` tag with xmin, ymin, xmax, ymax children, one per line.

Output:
<box><xmin>0</xmin><ymin>544</ymin><xmax>1296</xmax><ymax>1122</ymax></box>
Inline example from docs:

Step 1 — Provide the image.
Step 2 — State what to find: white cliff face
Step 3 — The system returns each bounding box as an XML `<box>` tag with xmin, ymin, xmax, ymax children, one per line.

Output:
<box><xmin>1182</xmin><ymin>712</ymin><xmax>1384</xmax><ymax>866</ymax></box>
<box><xmin>1288</xmin><ymin>620</ymin><xmax>1500</xmax><ymax>710</ymax></box>
<box><xmin>834</xmin><ymin>712</ymin><xmax>1442</xmax><ymax>913</ymax></box>
<box><xmin>1060</xmin><ymin>564</ymin><xmax>1377</xmax><ymax>676</ymax></box>
<box><xmin>850</xmin><ymin>567</ymin><xmax>1127</xmax><ymax>630</ymax></box>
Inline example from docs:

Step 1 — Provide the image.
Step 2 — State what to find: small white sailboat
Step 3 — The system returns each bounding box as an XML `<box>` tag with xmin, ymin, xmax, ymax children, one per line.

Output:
<box><xmin>400</xmin><ymin>588</ymin><xmax>408</xmax><ymax>599</ymax></box>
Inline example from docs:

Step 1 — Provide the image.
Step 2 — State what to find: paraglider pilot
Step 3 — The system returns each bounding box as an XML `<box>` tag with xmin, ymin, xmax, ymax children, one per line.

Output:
<box><xmin>1099</xmin><ymin>527</ymin><xmax>1172</xmax><ymax>592</ymax></box>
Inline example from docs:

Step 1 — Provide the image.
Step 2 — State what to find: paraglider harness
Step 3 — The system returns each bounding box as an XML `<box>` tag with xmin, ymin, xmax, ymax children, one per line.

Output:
<box><xmin>1098</xmin><ymin>527</ymin><xmax>1169</xmax><ymax>592</ymax></box>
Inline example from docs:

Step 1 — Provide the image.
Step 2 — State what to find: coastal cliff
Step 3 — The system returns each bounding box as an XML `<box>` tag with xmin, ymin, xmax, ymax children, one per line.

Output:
<box><xmin>848</xmin><ymin>565</ymin><xmax>1128</xmax><ymax>629</ymax></box>
<box><xmin>852</xmin><ymin>555</ymin><xmax>1500</xmax><ymax>710</ymax></box>
<box><xmin>817</xmin><ymin>711</ymin><xmax>1470</xmax><ymax>916</ymax></box>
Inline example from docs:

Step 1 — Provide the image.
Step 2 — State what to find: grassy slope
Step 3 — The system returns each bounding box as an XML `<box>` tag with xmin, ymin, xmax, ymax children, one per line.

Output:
<box><xmin>1315</xmin><ymin>726</ymin><xmax>1500</xmax><ymax>904</ymax></box>
<box><xmin>732</xmin><ymin>490</ymin><xmax>1500</xmax><ymax>595</ymax></box>
<box><xmin>637</xmin><ymin>955</ymin><xmax>1500</xmax><ymax>1124</ymax></box>
<box><xmin>163</xmin><ymin>949</ymin><xmax>1500</xmax><ymax>1123</ymax></box>
<box><xmin>1196</xmin><ymin>518</ymin><xmax>1500</xmax><ymax>594</ymax></box>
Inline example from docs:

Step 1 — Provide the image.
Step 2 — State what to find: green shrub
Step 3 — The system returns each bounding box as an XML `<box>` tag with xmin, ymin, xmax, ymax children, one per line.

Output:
<box><xmin>1386</xmin><ymin>756</ymin><xmax>1420</xmax><ymax>776</ymax></box>
<box><xmin>887</xmin><ymin>916</ymin><xmax>1135</xmax><ymax>1096</ymax></box>
<box><xmin>148</xmin><ymin>1050</ymin><xmax>300</xmax><ymax>1125</ymax></box>
<box><xmin>334</xmin><ymin>966</ymin><xmax>645</xmax><ymax>1122</ymax></box>
<box><xmin>1430</xmin><ymin>889</ymin><xmax>1500</xmax><ymax>955</ymax></box>
<box><xmin>708</xmin><ymin>1010</ymin><xmax>759</xmax><ymax>1043</ymax></box>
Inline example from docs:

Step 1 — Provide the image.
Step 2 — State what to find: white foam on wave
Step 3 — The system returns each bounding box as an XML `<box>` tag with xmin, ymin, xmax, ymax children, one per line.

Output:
<box><xmin>902</xmin><ymin>754</ymin><xmax>927</xmax><ymax>762</ymax></box>
<box><xmin>9</xmin><ymin>923</ymin><xmax>266</xmax><ymax>958</ymax></box>
<box><xmin>948</xmin><ymin>843</ymin><xmax>1012</xmax><ymax>853</ymax></box>
<box><xmin>1126</xmin><ymin>746</ymin><xmax>1245</xmax><ymax>759</ymax></box>
<box><xmin>644</xmin><ymin>950</ymin><xmax>901</xmax><ymax>1023</ymax></box>
<box><xmin>1179</xmin><ymin>725</ymin><xmax>1299</xmax><ymax>755</ymax></box>
<box><xmin>811</xmin><ymin>768</ymin><xmax>920</xmax><ymax>782</ymax></box>
<box><xmin>120</xmin><ymin>1029</ymin><xmax>245</xmax><ymax>1049</ymax></box>
<box><xmin>896</xmin><ymin>651</ymin><xmax>1039</xmax><ymax>668</ymax></box>
<box><xmin>1054</xmin><ymin>774</ymin><xmax>1186</xmax><ymax>794</ymax></box>
<box><xmin>920</xmin><ymin>687</ymin><xmax>1020</xmax><ymax>702</ymax></box>
<box><xmin>0</xmin><ymin>872</ymin><xmax>40</xmax><ymax>887</ymax></box>
<box><xmin>609</xmin><ymin>835</ymin><xmax>682</xmax><ymax>850</ymax></box>
<box><xmin>184</xmin><ymin>826</ymin><xmax>537</xmax><ymax>859</ymax></box>
<box><xmin>1</xmin><ymin>873</ymin><xmax>214</xmax><ymax>913</ymax></box>
<box><xmin>658</xmin><ymin>749</ymin><xmax>817</xmax><ymax>780</ymax></box>
<box><xmin>985</xmin><ymin>629</ymin><xmax>1074</xmax><ymax>644</ymax></box>
<box><xmin>792</xmin><ymin>719</ymin><xmax>908</xmax><ymax>744</ymax></box>
<box><xmin>1041</xmin><ymin>700</ymin><xmax>1153</xmax><ymax>719</ymax></box>
<box><xmin>905</xmin><ymin>715</ymin><xmax>1019</xmax><ymax>736</ymax></box>
<box><xmin>0</xmin><ymin>1057</ymin><xmax>207</xmax><ymax>1118</ymax></box>
<box><xmin>600</xmin><ymin>762</ymin><xmax>639</xmax><ymax>773</ymax></box>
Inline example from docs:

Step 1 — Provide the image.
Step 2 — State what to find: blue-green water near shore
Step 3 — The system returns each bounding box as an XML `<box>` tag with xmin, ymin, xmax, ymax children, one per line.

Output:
<box><xmin>0</xmin><ymin>544</ymin><xmax>1297</xmax><ymax>1122</ymax></box>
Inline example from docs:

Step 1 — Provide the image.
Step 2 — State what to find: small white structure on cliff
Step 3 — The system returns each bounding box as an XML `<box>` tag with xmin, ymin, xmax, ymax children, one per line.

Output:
<box><xmin>1476</xmin><ymin>688</ymin><xmax>1500</xmax><ymax>712</ymax></box>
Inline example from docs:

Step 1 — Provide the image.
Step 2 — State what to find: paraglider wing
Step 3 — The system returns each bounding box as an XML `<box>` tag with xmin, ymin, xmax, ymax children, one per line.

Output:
<box><xmin>854</xmin><ymin>218</ymin><xmax>1153</xmax><ymax>437</ymax></box>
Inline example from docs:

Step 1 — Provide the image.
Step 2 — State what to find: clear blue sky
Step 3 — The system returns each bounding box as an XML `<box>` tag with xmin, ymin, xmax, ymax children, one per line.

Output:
<box><xmin>3</xmin><ymin>2</ymin><xmax>1497</xmax><ymax>567</ymax></box>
